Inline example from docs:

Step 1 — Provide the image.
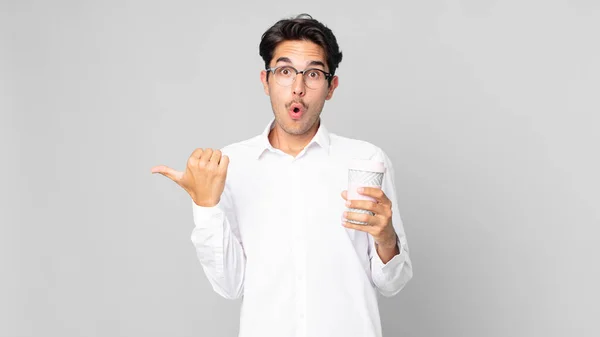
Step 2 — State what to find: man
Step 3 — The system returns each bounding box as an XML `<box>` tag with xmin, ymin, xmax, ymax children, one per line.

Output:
<box><xmin>151</xmin><ymin>13</ymin><xmax>412</xmax><ymax>337</ymax></box>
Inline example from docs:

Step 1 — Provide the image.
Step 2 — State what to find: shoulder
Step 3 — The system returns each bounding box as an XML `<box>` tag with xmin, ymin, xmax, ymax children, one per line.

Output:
<box><xmin>328</xmin><ymin>132</ymin><xmax>392</xmax><ymax>164</ymax></box>
<box><xmin>217</xmin><ymin>134</ymin><xmax>262</xmax><ymax>158</ymax></box>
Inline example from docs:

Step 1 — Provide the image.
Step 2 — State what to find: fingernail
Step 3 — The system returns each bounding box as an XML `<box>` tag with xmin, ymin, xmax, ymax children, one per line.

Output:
<box><xmin>345</xmin><ymin>201</ymin><xmax>351</xmax><ymax>206</ymax></box>
<box><xmin>358</xmin><ymin>187</ymin><xmax>364</xmax><ymax>193</ymax></box>
<box><xmin>343</xmin><ymin>211</ymin><xmax>348</xmax><ymax>217</ymax></box>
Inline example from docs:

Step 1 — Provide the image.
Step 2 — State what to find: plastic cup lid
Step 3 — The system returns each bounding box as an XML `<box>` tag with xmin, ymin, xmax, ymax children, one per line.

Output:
<box><xmin>348</xmin><ymin>159</ymin><xmax>386</xmax><ymax>173</ymax></box>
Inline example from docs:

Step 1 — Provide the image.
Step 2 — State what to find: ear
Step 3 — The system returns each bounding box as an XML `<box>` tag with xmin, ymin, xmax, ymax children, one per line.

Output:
<box><xmin>260</xmin><ymin>70</ymin><xmax>270</xmax><ymax>96</ymax></box>
<box><xmin>325</xmin><ymin>75</ymin><xmax>339</xmax><ymax>100</ymax></box>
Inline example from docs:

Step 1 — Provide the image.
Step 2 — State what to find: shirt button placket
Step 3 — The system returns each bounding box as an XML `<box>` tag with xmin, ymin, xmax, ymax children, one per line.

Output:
<box><xmin>291</xmin><ymin>158</ymin><xmax>307</xmax><ymax>337</ymax></box>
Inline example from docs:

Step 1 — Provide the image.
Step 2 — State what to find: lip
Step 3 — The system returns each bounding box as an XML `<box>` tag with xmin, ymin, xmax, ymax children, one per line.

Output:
<box><xmin>288</xmin><ymin>103</ymin><xmax>305</xmax><ymax>120</ymax></box>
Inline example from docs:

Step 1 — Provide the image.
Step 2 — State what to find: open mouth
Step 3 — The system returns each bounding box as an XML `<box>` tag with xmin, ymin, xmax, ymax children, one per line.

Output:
<box><xmin>288</xmin><ymin>103</ymin><xmax>305</xmax><ymax>120</ymax></box>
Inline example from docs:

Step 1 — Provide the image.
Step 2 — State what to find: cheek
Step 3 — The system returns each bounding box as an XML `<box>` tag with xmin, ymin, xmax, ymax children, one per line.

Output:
<box><xmin>311</xmin><ymin>89</ymin><xmax>330</xmax><ymax>104</ymax></box>
<box><xmin>277</xmin><ymin>88</ymin><xmax>293</xmax><ymax>102</ymax></box>
<box><xmin>268</xmin><ymin>87</ymin><xmax>287</xmax><ymax>108</ymax></box>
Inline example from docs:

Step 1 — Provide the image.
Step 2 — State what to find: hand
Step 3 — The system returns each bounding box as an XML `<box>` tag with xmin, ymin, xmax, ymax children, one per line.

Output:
<box><xmin>151</xmin><ymin>148</ymin><xmax>230</xmax><ymax>207</ymax></box>
<box><xmin>341</xmin><ymin>187</ymin><xmax>397</xmax><ymax>249</ymax></box>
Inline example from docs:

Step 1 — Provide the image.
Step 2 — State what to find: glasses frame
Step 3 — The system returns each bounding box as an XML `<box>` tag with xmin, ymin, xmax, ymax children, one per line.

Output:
<box><xmin>266</xmin><ymin>65</ymin><xmax>333</xmax><ymax>88</ymax></box>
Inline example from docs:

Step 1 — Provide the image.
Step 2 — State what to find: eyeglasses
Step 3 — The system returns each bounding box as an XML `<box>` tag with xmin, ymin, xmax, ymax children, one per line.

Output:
<box><xmin>266</xmin><ymin>65</ymin><xmax>332</xmax><ymax>89</ymax></box>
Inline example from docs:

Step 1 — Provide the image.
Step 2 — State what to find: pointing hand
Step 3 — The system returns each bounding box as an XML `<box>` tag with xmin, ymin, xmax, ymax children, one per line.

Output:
<box><xmin>151</xmin><ymin>148</ymin><xmax>229</xmax><ymax>207</ymax></box>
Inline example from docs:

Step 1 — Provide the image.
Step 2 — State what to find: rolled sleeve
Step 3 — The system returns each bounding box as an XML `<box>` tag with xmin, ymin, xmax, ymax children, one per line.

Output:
<box><xmin>369</xmin><ymin>147</ymin><xmax>413</xmax><ymax>297</ymax></box>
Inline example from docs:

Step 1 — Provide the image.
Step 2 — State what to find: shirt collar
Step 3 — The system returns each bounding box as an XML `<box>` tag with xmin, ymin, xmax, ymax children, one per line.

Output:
<box><xmin>255</xmin><ymin>117</ymin><xmax>331</xmax><ymax>159</ymax></box>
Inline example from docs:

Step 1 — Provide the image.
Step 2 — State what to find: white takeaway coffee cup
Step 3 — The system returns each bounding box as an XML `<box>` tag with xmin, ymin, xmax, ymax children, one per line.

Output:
<box><xmin>346</xmin><ymin>159</ymin><xmax>386</xmax><ymax>225</ymax></box>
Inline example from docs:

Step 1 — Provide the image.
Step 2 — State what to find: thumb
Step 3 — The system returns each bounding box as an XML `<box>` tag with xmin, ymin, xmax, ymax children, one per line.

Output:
<box><xmin>151</xmin><ymin>165</ymin><xmax>183</xmax><ymax>183</ymax></box>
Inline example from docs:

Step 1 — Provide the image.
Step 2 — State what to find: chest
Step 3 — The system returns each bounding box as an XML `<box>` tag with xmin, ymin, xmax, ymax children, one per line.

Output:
<box><xmin>230</xmin><ymin>159</ymin><xmax>367</xmax><ymax>256</ymax></box>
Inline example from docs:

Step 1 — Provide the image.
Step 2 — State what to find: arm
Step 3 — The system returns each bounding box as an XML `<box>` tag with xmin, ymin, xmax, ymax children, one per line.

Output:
<box><xmin>191</xmin><ymin>180</ymin><xmax>246</xmax><ymax>300</ymax></box>
<box><xmin>368</xmin><ymin>149</ymin><xmax>413</xmax><ymax>297</ymax></box>
<box><xmin>152</xmin><ymin>147</ymin><xmax>245</xmax><ymax>299</ymax></box>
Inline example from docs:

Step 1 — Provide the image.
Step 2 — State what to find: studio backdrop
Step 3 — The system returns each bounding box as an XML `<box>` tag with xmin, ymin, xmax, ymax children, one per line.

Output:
<box><xmin>2</xmin><ymin>1</ymin><xmax>598</xmax><ymax>336</ymax></box>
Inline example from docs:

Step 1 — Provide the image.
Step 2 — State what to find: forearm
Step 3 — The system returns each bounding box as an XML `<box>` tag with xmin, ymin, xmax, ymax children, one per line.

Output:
<box><xmin>371</xmin><ymin>234</ymin><xmax>412</xmax><ymax>297</ymax></box>
<box><xmin>375</xmin><ymin>239</ymin><xmax>400</xmax><ymax>264</ymax></box>
<box><xmin>369</xmin><ymin>147</ymin><xmax>413</xmax><ymax>297</ymax></box>
<box><xmin>191</xmin><ymin>201</ymin><xmax>246</xmax><ymax>300</ymax></box>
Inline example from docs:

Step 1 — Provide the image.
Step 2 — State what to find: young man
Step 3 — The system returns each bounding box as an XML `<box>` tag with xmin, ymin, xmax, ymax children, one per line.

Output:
<box><xmin>151</xmin><ymin>14</ymin><xmax>413</xmax><ymax>337</ymax></box>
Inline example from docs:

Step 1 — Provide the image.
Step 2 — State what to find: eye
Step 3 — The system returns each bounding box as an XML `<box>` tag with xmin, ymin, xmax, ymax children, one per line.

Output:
<box><xmin>277</xmin><ymin>66</ymin><xmax>294</xmax><ymax>77</ymax></box>
<box><xmin>307</xmin><ymin>70</ymin><xmax>321</xmax><ymax>79</ymax></box>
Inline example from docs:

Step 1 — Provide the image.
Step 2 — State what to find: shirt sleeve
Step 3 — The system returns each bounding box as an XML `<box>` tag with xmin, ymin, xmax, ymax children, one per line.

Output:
<box><xmin>190</xmin><ymin>178</ymin><xmax>246</xmax><ymax>300</ymax></box>
<box><xmin>368</xmin><ymin>148</ymin><xmax>413</xmax><ymax>297</ymax></box>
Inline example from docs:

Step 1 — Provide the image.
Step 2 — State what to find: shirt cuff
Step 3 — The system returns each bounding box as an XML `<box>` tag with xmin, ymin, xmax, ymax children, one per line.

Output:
<box><xmin>192</xmin><ymin>199</ymin><xmax>224</xmax><ymax>226</ymax></box>
<box><xmin>372</xmin><ymin>236</ymin><xmax>406</xmax><ymax>272</ymax></box>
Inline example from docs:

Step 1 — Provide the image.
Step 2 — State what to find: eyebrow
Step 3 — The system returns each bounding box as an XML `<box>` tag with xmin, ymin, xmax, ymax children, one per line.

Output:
<box><xmin>275</xmin><ymin>57</ymin><xmax>327</xmax><ymax>70</ymax></box>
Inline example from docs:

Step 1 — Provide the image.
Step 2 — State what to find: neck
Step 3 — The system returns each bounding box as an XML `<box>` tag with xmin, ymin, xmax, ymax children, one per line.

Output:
<box><xmin>269</xmin><ymin>118</ymin><xmax>320</xmax><ymax>157</ymax></box>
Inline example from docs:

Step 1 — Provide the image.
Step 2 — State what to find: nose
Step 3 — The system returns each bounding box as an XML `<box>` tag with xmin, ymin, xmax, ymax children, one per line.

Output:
<box><xmin>292</xmin><ymin>73</ymin><xmax>306</xmax><ymax>97</ymax></box>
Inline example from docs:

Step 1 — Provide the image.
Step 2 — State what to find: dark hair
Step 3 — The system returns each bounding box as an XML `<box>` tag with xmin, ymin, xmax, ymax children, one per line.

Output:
<box><xmin>259</xmin><ymin>13</ymin><xmax>343</xmax><ymax>85</ymax></box>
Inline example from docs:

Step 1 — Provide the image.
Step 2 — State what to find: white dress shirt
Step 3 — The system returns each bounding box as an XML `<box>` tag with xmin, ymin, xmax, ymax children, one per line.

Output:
<box><xmin>191</xmin><ymin>118</ymin><xmax>413</xmax><ymax>337</ymax></box>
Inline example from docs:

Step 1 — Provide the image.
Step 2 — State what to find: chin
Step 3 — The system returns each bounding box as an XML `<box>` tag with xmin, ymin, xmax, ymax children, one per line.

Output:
<box><xmin>276</xmin><ymin>115</ymin><xmax>314</xmax><ymax>135</ymax></box>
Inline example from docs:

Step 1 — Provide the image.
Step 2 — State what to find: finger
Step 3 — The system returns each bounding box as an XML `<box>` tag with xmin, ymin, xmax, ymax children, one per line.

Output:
<box><xmin>342</xmin><ymin>219</ymin><xmax>375</xmax><ymax>234</ymax></box>
<box><xmin>207</xmin><ymin>149</ymin><xmax>221</xmax><ymax>169</ymax></box>
<box><xmin>187</xmin><ymin>148</ymin><xmax>204</xmax><ymax>167</ymax></box>
<box><xmin>340</xmin><ymin>190</ymin><xmax>347</xmax><ymax>200</ymax></box>
<box><xmin>218</xmin><ymin>154</ymin><xmax>230</xmax><ymax>174</ymax></box>
<box><xmin>210</xmin><ymin>149</ymin><xmax>222</xmax><ymax>163</ymax></box>
<box><xmin>191</xmin><ymin>148</ymin><xmax>204</xmax><ymax>159</ymax></box>
<box><xmin>345</xmin><ymin>199</ymin><xmax>379</xmax><ymax>213</ymax></box>
<box><xmin>343</xmin><ymin>210</ymin><xmax>374</xmax><ymax>226</ymax></box>
<box><xmin>348</xmin><ymin>199</ymin><xmax>392</xmax><ymax>219</ymax></box>
<box><xmin>198</xmin><ymin>148</ymin><xmax>213</xmax><ymax>167</ymax></box>
<box><xmin>210</xmin><ymin>150</ymin><xmax>223</xmax><ymax>167</ymax></box>
<box><xmin>358</xmin><ymin>187</ymin><xmax>391</xmax><ymax>205</ymax></box>
<box><xmin>151</xmin><ymin>165</ymin><xmax>184</xmax><ymax>182</ymax></box>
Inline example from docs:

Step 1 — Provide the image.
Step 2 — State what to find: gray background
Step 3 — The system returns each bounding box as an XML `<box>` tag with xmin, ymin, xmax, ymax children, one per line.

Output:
<box><xmin>2</xmin><ymin>0</ymin><xmax>599</xmax><ymax>336</ymax></box>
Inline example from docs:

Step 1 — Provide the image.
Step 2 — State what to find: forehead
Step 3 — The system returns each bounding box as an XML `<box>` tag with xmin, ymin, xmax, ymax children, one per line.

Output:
<box><xmin>271</xmin><ymin>40</ymin><xmax>327</xmax><ymax>68</ymax></box>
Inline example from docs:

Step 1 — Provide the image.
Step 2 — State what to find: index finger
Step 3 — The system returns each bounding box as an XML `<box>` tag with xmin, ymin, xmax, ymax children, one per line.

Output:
<box><xmin>358</xmin><ymin>187</ymin><xmax>390</xmax><ymax>205</ymax></box>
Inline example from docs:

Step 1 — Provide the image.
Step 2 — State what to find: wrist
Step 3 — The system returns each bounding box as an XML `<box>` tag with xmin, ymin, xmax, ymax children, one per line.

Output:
<box><xmin>376</xmin><ymin>230</ymin><xmax>397</xmax><ymax>249</ymax></box>
<box><xmin>193</xmin><ymin>197</ymin><xmax>220</xmax><ymax>207</ymax></box>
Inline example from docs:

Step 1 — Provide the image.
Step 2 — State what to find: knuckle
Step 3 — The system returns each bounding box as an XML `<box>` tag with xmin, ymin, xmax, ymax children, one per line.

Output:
<box><xmin>192</xmin><ymin>149</ymin><xmax>203</xmax><ymax>158</ymax></box>
<box><xmin>201</xmin><ymin>148</ymin><xmax>212</xmax><ymax>158</ymax></box>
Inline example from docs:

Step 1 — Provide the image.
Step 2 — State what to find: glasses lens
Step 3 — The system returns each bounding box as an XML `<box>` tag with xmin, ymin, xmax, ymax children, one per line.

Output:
<box><xmin>303</xmin><ymin>69</ymin><xmax>325</xmax><ymax>89</ymax></box>
<box><xmin>271</xmin><ymin>67</ymin><xmax>328</xmax><ymax>89</ymax></box>
<box><xmin>273</xmin><ymin>66</ymin><xmax>295</xmax><ymax>87</ymax></box>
